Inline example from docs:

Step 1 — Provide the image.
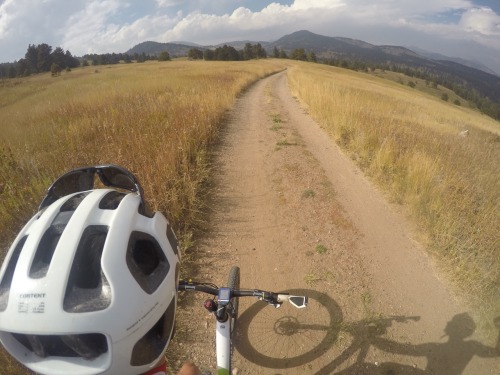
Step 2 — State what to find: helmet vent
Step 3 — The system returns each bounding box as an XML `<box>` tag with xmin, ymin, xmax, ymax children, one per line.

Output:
<box><xmin>60</xmin><ymin>192</ymin><xmax>88</xmax><ymax>212</ymax></box>
<box><xmin>30</xmin><ymin>199</ymin><xmax>81</xmax><ymax>279</ymax></box>
<box><xmin>130</xmin><ymin>297</ymin><xmax>175</xmax><ymax>366</ymax></box>
<box><xmin>11</xmin><ymin>332</ymin><xmax>107</xmax><ymax>359</ymax></box>
<box><xmin>64</xmin><ymin>225</ymin><xmax>111</xmax><ymax>313</ymax></box>
<box><xmin>99</xmin><ymin>191</ymin><xmax>126</xmax><ymax>210</ymax></box>
<box><xmin>29</xmin><ymin>224</ymin><xmax>66</xmax><ymax>279</ymax></box>
<box><xmin>0</xmin><ymin>236</ymin><xmax>27</xmax><ymax>312</ymax></box>
<box><xmin>126</xmin><ymin>232</ymin><xmax>170</xmax><ymax>294</ymax></box>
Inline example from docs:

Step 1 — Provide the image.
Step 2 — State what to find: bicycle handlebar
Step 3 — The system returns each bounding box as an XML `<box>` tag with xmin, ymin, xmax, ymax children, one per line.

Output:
<box><xmin>178</xmin><ymin>280</ymin><xmax>308</xmax><ymax>309</ymax></box>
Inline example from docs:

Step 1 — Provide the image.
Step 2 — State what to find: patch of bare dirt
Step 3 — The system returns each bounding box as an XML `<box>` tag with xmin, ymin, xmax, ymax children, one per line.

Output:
<box><xmin>168</xmin><ymin>72</ymin><xmax>499</xmax><ymax>374</ymax></box>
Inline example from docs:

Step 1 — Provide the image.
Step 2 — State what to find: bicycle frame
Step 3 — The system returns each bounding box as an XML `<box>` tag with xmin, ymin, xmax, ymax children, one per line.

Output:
<box><xmin>216</xmin><ymin>319</ymin><xmax>231</xmax><ymax>375</ymax></box>
<box><xmin>177</xmin><ymin>280</ymin><xmax>307</xmax><ymax>374</ymax></box>
<box><xmin>215</xmin><ymin>287</ymin><xmax>233</xmax><ymax>374</ymax></box>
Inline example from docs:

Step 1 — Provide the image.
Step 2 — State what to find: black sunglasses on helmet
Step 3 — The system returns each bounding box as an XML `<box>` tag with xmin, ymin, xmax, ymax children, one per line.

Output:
<box><xmin>39</xmin><ymin>165</ymin><xmax>149</xmax><ymax>215</ymax></box>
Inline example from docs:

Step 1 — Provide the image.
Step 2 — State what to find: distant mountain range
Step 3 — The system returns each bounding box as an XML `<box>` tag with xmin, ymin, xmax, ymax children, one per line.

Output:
<box><xmin>126</xmin><ymin>30</ymin><xmax>500</xmax><ymax>103</ymax></box>
<box><xmin>406</xmin><ymin>46</ymin><xmax>497</xmax><ymax>76</ymax></box>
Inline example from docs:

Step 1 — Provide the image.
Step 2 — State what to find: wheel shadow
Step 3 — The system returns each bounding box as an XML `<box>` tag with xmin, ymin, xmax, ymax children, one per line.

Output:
<box><xmin>234</xmin><ymin>288</ymin><xmax>343</xmax><ymax>368</ymax></box>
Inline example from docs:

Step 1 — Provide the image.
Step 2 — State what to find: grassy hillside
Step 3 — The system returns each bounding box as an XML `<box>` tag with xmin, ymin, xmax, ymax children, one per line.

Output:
<box><xmin>288</xmin><ymin>62</ymin><xmax>500</xmax><ymax>336</ymax></box>
<box><xmin>1</xmin><ymin>59</ymin><xmax>498</xmax><ymax>372</ymax></box>
<box><xmin>0</xmin><ymin>59</ymin><xmax>286</xmax><ymax>374</ymax></box>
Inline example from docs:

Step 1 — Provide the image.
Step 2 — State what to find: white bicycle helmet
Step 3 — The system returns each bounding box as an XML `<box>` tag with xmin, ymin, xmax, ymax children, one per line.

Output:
<box><xmin>0</xmin><ymin>165</ymin><xmax>180</xmax><ymax>375</ymax></box>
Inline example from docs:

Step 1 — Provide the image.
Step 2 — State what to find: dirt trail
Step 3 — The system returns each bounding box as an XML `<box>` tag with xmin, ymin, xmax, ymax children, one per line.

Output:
<box><xmin>173</xmin><ymin>71</ymin><xmax>499</xmax><ymax>374</ymax></box>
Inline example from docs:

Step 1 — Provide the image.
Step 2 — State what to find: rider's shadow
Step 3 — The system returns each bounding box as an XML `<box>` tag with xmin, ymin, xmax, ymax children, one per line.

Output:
<box><xmin>318</xmin><ymin>313</ymin><xmax>500</xmax><ymax>375</ymax></box>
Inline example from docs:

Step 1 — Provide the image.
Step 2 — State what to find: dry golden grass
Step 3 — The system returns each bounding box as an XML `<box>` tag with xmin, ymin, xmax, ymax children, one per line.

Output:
<box><xmin>0</xmin><ymin>60</ymin><xmax>285</xmax><ymax>243</ymax></box>
<box><xmin>287</xmin><ymin>62</ymin><xmax>500</xmax><ymax>336</ymax></box>
<box><xmin>0</xmin><ymin>59</ymin><xmax>285</xmax><ymax>374</ymax></box>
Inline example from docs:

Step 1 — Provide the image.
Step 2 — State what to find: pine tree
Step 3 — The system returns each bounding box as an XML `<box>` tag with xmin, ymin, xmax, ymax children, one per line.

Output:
<box><xmin>36</xmin><ymin>43</ymin><xmax>52</xmax><ymax>72</ymax></box>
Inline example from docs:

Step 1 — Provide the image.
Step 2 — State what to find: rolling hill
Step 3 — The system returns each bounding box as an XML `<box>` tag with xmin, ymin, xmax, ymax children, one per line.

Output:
<box><xmin>126</xmin><ymin>41</ymin><xmax>199</xmax><ymax>57</ymax></box>
<box><xmin>269</xmin><ymin>31</ymin><xmax>500</xmax><ymax>102</ymax></box>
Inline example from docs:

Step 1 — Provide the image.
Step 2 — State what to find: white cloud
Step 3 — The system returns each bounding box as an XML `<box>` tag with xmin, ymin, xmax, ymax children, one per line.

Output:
<box><xmin>0</xmin><ymin>0</ymin><xmax>84</xmax><ymax>61</ymax></box>
<box><xmin>60</xmin><ymin>0</ymin><xmax>122</xmax><ymax>54</ymax></box>
<box><xmin>393</xmin><ymin>6</ymin><xmax>500</xmax><ymax>53</ymax></box>
<box><xmin>0</xmin><ymin>0</ymin><xmax>18</xmax><ymax>38</ymax></box>
<box><xmin>155</xmin><ymin>0</ymin><xmax>183</xmax><ymax>8</ymax></box>
<box><xmin>460</xmin><ymin>7</ymin><xmax>500</xmax><ymax>35</ymax></box>
<box><xmin>291</xmin><ymin>0</ymin><xmax>345</xmax><ymax>11</ymax></box>
<box><xmin>0</xmin><ymin>0</ymin><xmax>68</xmax><ymax>40</ymax></box>
<box><xmin>62</xmin><ymin>2</ymin><xmax>182</xmax><ymax>55</ymax></box>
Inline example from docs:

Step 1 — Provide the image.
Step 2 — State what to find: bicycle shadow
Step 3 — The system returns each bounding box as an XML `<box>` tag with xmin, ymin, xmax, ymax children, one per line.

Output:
<box><xmin>235</xmin><ymin>288</ymin><xmax>343</xmax><ymax>369</ymax></box>
<box><xmin>235</xmin><ymin>291</ymin><xmax>500</xmax><ymax>374</ymax></box>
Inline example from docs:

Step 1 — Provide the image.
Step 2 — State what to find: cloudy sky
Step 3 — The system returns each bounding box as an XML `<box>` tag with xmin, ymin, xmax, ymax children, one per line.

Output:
<box><xmin>1</xmin><ymin>0</ymin><xmax>499</xmax><ymax>74</ymax></box>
